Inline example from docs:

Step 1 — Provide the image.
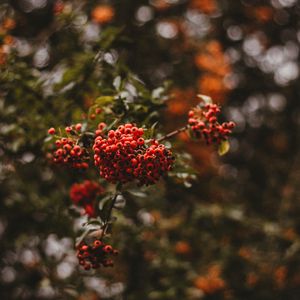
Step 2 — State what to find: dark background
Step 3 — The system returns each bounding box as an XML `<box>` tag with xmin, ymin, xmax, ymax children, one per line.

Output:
<box><xmin>1</xmin><ymin>0</ymin><xmax>300</xmax><ymax>299</ymax></box>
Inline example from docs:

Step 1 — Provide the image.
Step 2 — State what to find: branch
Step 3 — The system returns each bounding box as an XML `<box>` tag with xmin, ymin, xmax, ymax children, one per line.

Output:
<box><xmin>101</xmin><ymin>185</ymin><xmax>122</xmax><ymax>239</ymax></box>
<box><xmin>157</xmin><ymin>125</ymin><xmax>189</xmax><ymax>142</ymax></box>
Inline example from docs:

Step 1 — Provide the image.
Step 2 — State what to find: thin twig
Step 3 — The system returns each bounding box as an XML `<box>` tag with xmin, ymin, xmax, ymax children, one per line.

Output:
<box><xmin>101</xmin><ymin>185</ymin><xmax>122</xmax><ymax>239</ymax></box>
<box><xmin>157</xmin><ymin>125</ymin><xmax>189</xmax><ymax>142</ymax></box>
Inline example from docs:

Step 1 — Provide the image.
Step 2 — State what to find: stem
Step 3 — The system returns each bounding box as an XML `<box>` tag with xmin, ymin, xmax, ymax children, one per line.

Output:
<box><xmin>101</xmin><ymin>184</ymin><xmax>122</xmax><ymax>239</ymax></box>
<box><xmin>157</xmin><ymin>125</ymin><xmax>189</xmax><ymax>142</ymax></box>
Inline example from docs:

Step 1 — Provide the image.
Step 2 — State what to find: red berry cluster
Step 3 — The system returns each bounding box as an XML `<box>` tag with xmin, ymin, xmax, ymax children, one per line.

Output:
<box><xmin>70</xmin><ymin>180</ymin><xmax>104</xmax><ymax>217</ymax></box>
<box><xmin>48</xmin><ymin>123</ymin><xmax>82</xmax><ymax>136</ymax></box>
<box><xmin>76</xmin><ymin>240</ymin><xmax>118</xmax><ymax>270</ymax></box>
<box><xmin>188</xmin><ymin>104</ymin><xmax>235</xmax><ymax>145</ymax></box>
<box><xmin>93</xmin><ymin>123</ymin><xmax>174</xmax><ymax>185</ymax></box>
<box><xmin>51</xmin><ymin>137</ymin><xmax>89</xmax><ymax>169</ymax></box>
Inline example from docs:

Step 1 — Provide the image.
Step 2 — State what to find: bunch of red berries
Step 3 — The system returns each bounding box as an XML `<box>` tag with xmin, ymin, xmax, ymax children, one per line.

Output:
<box><xmin>70</xmin><ymin>180</ymin><xmax>104</xmax><ymax>217</ymax></box>
<box><xmin>51</xmin><ymin>137</ymin><xmax>89</xmax><ymax>169</ymax></box>
<box><xmin>134</xmin><ymin>141</ymin><xmax>175</xmax><ymax>185</ymax></box>
<box><xmin>93</xmin><ymin>123</ymin><xmax>174</xmax><ymax>185</ymax></box>
<box><xmin>188</xmin><ymin>103</ymin><xmax>235</xmax><ymax>145</ymax></box>
<box><xmin>76</xmin><ymin>240</ymin><xmax>118</xmax><ymax>270</ymax></box>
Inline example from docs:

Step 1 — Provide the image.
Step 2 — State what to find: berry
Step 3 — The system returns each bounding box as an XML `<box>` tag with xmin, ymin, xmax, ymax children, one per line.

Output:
<box><xmin>93</xmin><ymin>123</ymin><xmax>175</xmax><ymax>185</ymax></box>
<box><xmin>103</xmin><ymin>245</ymin><xmax>113</xmax><ymax>253</ymax></box>
<box><xmin>187</xmin><ymin>104</ymin><xmax>235</xmax><ymax>145</ymax></box>
<box><xmin>76</xmin><ymin>240</ymin><xmax>118</xmax><ymax>270</ymax></box>
<box><xmin>75</xmin><ymin>123</ymin><xmax>82</xmax><ymax>131</ymax></box>
<box><xmin>51</xmin><ymin>137</ymin><xmax>89</xmax><ymax>169</ymax></box>
<box><xmin>94</xmin><ymin>240</ymin><xmax>102</xmax><ymax>248</ymax></box>
<box><xmin>70</xmin><ymin>180</ymin><xmax>104</xmax><ymax>217</ymax></box>
<box><xmin>65</xmin><ymin>126</ymin><xmax>72</xmax><ymax>133</ymax></box>
<box><xmin>48</xmin><ymin>127</ymin><xmax>56</xmax><ymax>135</ymax></box>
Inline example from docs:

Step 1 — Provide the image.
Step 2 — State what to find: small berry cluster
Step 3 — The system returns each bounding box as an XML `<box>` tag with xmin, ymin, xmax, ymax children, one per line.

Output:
<box><xmin>188</xmin><ymin>104</ymin><xmax>235</xmax><ymax>145</ymax></box>
<box><xmin>93</xmin><ymin>123</ymin><xmax>174</xmax><ymax>185</ymax></box>
<box><xmin>76</xmin><ymin>240</ymin><xmax>118</xmax><ymax>270</ymax></box>
<box><xmin>48</xmin><ymin>125</ymin><xmax>89</xmax><ymax>168</ymax></box>
<box><xmin>70</xmin><ymin>180</ymin><xmax>104</xmax><ymax>217</ymax></box>
<box><xmin>136</xmin><ymin>141</ymin><xmax>175</xmax><ymax>185</ymax></box>
<box><xmin>51</xmin><ymin>137</ymin><xmax>89</xmax><ymax>169</ymax></box>
<box><xmin>48</xmin><ymin>123</ymin><xmax>82</xmax><ymax>136</ymax></box>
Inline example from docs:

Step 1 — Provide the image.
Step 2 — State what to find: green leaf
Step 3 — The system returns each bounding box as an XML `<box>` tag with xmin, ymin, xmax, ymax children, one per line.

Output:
<box><xmin>218</xmin><ymin>140</ymin><xmax>230</xmax><ymax>156</ymax></box>
<box><xmin>95</xmin><ymin>96</ymin><xmax>115</xmax><ymax>105</ymax></box>
<box><xmin>99</xmin><ymin>26</ymin><xmax>124</xmax><ymax>49</ymax></box>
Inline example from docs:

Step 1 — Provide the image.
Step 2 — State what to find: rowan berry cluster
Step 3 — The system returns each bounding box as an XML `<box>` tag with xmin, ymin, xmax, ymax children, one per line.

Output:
<box><xmin>76</xmin><ymin>240</ymin><xmax>118</xmax><ymax>270</ymax></box>
<box><xmin>70</xmin><ymin>180</ymin><xmax>104</xmax><ymax>217</ymax></box>
<box><xmin>93</xmin><ymin>123</ymin><xmax>174</xmax><ymax>185</ymax></box>
<box><xmin>48</xmin><ymin>124</ymin><xmax>89</xmax><ymax>168</ymax></box>
<box><xmin>188</xmin><ymin>103</ymin><xmax>235</xmax><ymax>145</ymax></box>
<box><xmin>51</xmin><ymin>137</ymin><xmax>89</xmax><ymax>169</ymax></box>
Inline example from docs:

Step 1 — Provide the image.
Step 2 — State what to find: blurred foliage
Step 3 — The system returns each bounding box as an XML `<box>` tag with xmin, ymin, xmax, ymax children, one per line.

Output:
<box><xmin>1</xmin><ymin>0</ymin><xmax>300</xmax><ymax>299</ymax></box>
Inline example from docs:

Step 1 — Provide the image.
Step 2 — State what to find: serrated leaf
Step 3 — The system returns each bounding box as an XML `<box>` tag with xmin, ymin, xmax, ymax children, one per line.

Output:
<box><xmin>218</xmin><ymin>140</ymin><xmax>230</xmax><ymax>156</ymax></box>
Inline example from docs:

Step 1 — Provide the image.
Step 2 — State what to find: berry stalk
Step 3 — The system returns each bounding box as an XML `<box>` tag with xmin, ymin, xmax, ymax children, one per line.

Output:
<box><xmin>101</xmin><ymin>185</ymin><xmax>122</xmax><ymax>238</ymax></box>
<box><xmin>157</xmin><ymin>125</ymin><xmax>189</xmax><ymax>142</ymax></box>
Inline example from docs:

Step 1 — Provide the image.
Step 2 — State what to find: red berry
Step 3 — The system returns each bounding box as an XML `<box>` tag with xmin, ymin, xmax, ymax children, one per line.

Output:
<box><xmin>103</xmin><ymin>245</ymin><xmax>113</xmax><ymax>253</ymax></box>
<box><xmin>93</xmin><ymin>240</ymin><xmax>102</xmax><ymax>248</ymax></box>
<box><xmin>75</xmin><ymin>123</ymin><xmax>82</xmax><ymax>131</ymax></box>
<box><xmin>48</xmin><ymin>127</ymin><xmax>56</xmax><ymax>135</ymax></box>
<box><xmin>65</xmin><ymin>126</ymin><xmax>72</xmax><ymax>133</ymax></box>
<box><xmin>187</xmin><ymin>104</ymin><xmax>234</xmax><ymax>145</ymax></box>
<box><xmin>93</xmin><ymin>124</ymin><xmax>174</xmax><ymax>185</ymax></box>
<box><xmin>76</xmin><ymin>241</ymin><xmax>118</xmax><ymax>270</ymax></box>
<box><xmin>81</xmin><ymin>245</ymin><xmax>88</xmax><ymax>251</ymax></box>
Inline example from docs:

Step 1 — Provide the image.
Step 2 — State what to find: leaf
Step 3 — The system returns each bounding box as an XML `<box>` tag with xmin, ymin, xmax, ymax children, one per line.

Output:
<box><xmin>114</xmin><ymin>194</ymin><xmax>126</xmax><ymax>209</ymax></box>
<box><xmin>75</xmin><ymin>223</ymin><xmax>103</xmax><ymax>246</ymax></box>
<box><xmin>113</xmin><ymin>76</ymin><xmax>122</xmax><ymax>91</ymax></box>
<box><xmin>99</xmin><ymin>26</ymin><xmax>124</xmax><ymax>49</ymax></box>
<box><xmin>197</xmin><ymin>94</ymin><xmax>212</xmax><ymax>104</ymax></box>
<box><xmin>95</xmin><ymin>95</ymin><xmax>115</xmax><ymax>105</ymax></box>
<box><xmin>75</xmin><ymin>228</ymin><xmax>92</xmax><ymax>247</ymax></box>
<box><xmin>152</xmin><ymin>87</ymin><xmax>164</xmax><ymax>99</ymax></box>
<box><xmin>99</xmin><ymin>196</ymin><xmax>114</xmax><ymax>221</ymax></box>
<box><xmin>126</xmin><ymin>190</ymin><xmax>147</xmax><ymax>198</ymax></box>
<box><xmin>98</xmin><ymin>194</ymin><xmax>112</xmax><ymax>210</ymax></box>
<box><xmin>218</xmin><ymin>140</ymin><xmax>230</xmax><ymax>156</ymax></box>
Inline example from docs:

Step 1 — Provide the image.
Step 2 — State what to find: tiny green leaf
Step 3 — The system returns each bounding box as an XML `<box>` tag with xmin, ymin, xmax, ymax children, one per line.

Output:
<box><xmin>218</xmin><ymin>140</ymin><xmax>230</xmax><ymax>156</ymax></box>
<box><xmin>95</xmin><ymin>96</ymin><xmax>115</xmax><ymax>105</ymax></box>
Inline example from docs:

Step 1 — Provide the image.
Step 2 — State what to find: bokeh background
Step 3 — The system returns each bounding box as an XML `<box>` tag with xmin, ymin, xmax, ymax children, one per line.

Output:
<box><xmin>1</xmin><ymin>0</ymin><xmax>300</xmax><ymax>299</ymax></box>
